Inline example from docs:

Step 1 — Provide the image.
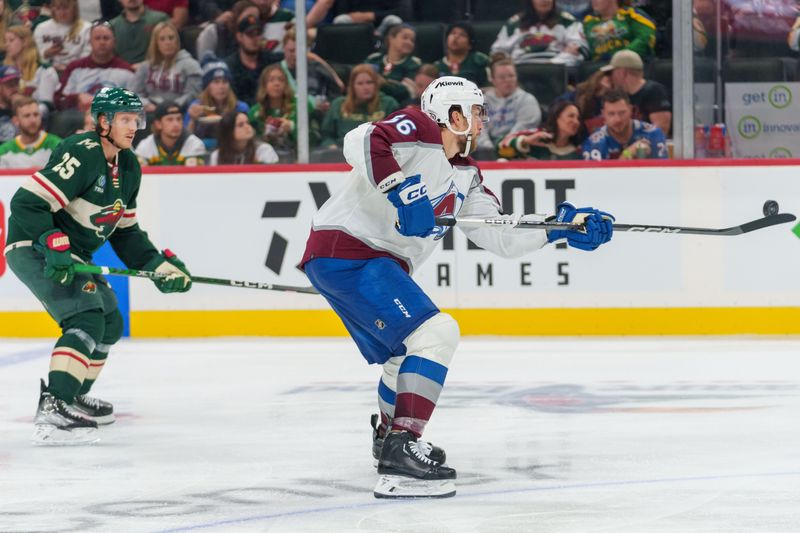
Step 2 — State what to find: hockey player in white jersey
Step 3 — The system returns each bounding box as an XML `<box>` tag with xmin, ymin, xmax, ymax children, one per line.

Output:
<box><xmin>299</xmin><ymin>76</ymin><xmax>614</xmax><ymax>498</ymax></box>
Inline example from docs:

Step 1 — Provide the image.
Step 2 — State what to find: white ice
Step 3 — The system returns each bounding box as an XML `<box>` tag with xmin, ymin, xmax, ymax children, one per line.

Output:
<box><xmin>1</xmin><ymin>337</ymin><xmax>799</xmax><ymax>532</ymax></box>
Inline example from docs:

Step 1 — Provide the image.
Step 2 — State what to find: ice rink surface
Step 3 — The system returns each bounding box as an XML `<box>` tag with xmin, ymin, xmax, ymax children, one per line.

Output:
<box><xmin>1</xmin><ymin>336</ymin><xmax>799</xmax><ymax>533</ymax></box>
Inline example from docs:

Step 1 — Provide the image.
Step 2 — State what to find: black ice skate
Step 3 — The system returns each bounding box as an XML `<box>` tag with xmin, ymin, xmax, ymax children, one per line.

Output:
<box><xmin>32</xmin><ymin>380</ymin><xmax>99</xmax><ymax>446</ymax></box>
<box><xmin>73</xmin><ymin>393</ymin><xmax>115</xmax><ymax>425</ymax></box>
<box><xmin>370</xmin><ymin>414</ymin><xmax>446</xmax><ymax>467</ymax></box>
<box><xmin>374</xmin><ymin>430</ymin><xmax>456</xmax><ymax>499</ymax></box>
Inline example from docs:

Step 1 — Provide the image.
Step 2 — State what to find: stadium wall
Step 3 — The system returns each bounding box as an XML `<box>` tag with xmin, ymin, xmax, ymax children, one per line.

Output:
<box><xmin>2</xmin><ymin>160</ymin><xmax>799</xmax><ymax>337</ymax></box>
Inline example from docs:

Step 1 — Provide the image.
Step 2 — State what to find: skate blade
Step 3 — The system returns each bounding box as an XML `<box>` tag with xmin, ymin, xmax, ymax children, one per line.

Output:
<box><xmin>373</xmin><ymin>475</ymin><xmax>456</xmax><ymax>499</ymax></box>
<box><xmin>90</xmin><ymin>413</ymin><xmax>115</xmax><ymax>425</ymax></box>
<box><xmin>31</xmin><ymin>424</ymin><xmax>100</xmax><ymax>446</ymax></box>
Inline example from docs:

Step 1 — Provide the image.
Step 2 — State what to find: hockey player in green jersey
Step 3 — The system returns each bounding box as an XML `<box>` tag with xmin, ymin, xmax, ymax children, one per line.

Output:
<box><xmin>4</xmin><ymin>87</ymin><xmax>192</xmax><ymax>445</ymax></box>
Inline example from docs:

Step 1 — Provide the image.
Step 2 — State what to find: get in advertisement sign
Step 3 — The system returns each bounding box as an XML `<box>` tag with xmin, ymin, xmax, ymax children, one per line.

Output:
<box><xmin>725</xmin><ymin>83</ymin><xmax>800</xmax><ymax>158</ymax></box>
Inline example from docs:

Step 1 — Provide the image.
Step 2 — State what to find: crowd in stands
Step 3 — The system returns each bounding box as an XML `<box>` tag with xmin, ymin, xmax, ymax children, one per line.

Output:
<box><xmin>0</xmin><ymin>0</ymin><xmax>797</xmax><ymax>168</ymax></box>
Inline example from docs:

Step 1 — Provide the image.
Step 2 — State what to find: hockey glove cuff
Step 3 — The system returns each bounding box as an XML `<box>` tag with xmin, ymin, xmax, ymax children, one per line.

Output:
<box><xmin>547</xmin><ymin>202</ymin><xmax>615</xmax><ymax>251</ymax></box>
<box><xmin>386</xmin><ymin>175</ymin><xmax>435</xmax><ymax>238</ymax></box>
<box><xmin>37</xmin><ymin>229</ymin><xmax>75</xmax><ymax>285</ymax></box>
<box><xmin>143</xmin><ymin>249</ymin><xmax>192</xmax><ymax>293</ymax></box>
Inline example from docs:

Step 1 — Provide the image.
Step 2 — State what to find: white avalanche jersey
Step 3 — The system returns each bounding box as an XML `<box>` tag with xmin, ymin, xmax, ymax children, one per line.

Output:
<box><xmin>301</xmin><ymin>107</ymin><xmax>548</xmax><ymax>274</ymax></box>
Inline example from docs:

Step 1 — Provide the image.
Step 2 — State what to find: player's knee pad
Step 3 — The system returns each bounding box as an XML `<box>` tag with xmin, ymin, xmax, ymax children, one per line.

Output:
<box><xmin>402</xmin><ymin>312</ymin><xmax>460</xmax><ymax>369</ymax></box>
<box><xmin>102</xmin><ymin>309</ymin><xmax>124</xmax><ymax>346</ymax></box>
<box><xmin>61</xmin><ymin>308</ymin><xmax>106</xmax><ymax>354</ymax></box>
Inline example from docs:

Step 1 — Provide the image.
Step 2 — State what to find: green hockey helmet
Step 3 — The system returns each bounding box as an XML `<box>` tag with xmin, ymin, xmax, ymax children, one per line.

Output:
<box><xmin>91</xmin><ymin>87</ymin><xmax>147</xmax><ymax>130</ymax></box>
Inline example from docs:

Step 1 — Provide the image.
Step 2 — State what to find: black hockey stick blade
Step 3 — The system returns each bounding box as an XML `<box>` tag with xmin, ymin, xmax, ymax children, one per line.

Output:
<box><xmin>613</xmin><ymin>213</ymin><xmax>796</xmax><ymax>236</ymax></box>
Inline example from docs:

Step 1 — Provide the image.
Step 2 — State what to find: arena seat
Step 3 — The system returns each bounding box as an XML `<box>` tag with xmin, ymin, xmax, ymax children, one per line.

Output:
<box><xmin>315</xmin><ymin>23</ymin><xmax>376</xmax><ymax>65</ymax></box>
<box><xmin>412</xmin><ymin>22</ymin><xmax>445</xmax><ymax>64</ymax></box>
<box><xmin>515</xmin><ymin>62</ymin><xmax>568</xmax><ymax>112</ymax></box>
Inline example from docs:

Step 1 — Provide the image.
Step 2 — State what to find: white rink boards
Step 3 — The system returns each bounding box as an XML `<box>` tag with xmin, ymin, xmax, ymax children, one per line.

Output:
<box><xmin>1</xmin><ymin>336</ymin><xmax>799</xmax><ymax>532</ymax></box>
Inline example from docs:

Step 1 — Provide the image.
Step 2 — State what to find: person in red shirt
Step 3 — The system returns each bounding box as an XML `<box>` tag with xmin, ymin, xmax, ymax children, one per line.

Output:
<box><xmin>144</xmin><ymin>0</ymin><xmax>188</xmax><ymax>29</ymax></box>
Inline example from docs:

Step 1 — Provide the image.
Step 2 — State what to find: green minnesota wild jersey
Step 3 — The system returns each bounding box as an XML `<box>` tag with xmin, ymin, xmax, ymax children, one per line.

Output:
<box><xmin>583</xmin><ymin>7</ymin><xmax>656</xmax><ymax>60</ymax></box>
<box><xmin>6</xmin><ymin>131</ymin><xmax>160</xmax><ymax>268</ymax></box>
<box><xmin>0</xmin><ymin>132</ymin><xmax>62</xmax><ymax>169</ymax></box>
<box><xmin>435</xmin><ymin>52</ymin><xmax>490</xmax><ymax>88</ymax></box>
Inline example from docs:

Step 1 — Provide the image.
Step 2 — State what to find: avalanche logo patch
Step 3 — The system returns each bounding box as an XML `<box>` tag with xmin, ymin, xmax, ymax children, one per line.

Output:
<box><xmin>90</xmin><ymin>199</ymin><xmax>125</xmax><ymax>238</ymax></box>
<box><xmin>82</xmin><ymin>281</ymin><xmax>97</xmax><ymax>294</ymax></box>
<box><xmin>429</xmin><ymin>181</ymin><xmax>464</xmax><ymax>241</ymax></box>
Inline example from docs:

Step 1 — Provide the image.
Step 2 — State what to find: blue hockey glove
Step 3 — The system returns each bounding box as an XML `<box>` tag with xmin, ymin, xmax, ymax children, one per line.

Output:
<box><xmin>386</xmin><ymin>175</ymin><xmax>435</xmax><ymax>238</ymax></box>
<box><xmin>37</xmin><ymin>229</ymin><xmax>75</xmax><ymax>285</ymax></box>
<box><xmin>547</xmin><ymin>202</ymin><xmax>615</xmax><ymax>251</ymax></box>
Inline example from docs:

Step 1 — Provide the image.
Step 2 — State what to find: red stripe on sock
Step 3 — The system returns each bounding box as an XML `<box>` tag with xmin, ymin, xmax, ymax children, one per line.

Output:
<box><xmin>52</xmin><ymin>351</ymin><xmax>89</xmax><ymax>368</ymax></box>
<box><xmin>89</xmin><ymin>361</ymin><xmax>105</xmax><ymax>367</ymax></box>
<box><xmin>394</xmin><ymin>393</ymin><xmax>436</xmax><ymax>424</ymax></box>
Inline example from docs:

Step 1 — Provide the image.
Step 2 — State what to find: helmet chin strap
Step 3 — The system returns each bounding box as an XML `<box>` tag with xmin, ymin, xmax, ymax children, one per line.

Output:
<box><xmin>444</xmin><ymin>109</ymin><xmax>474</xmax><ymax>157</ymax></box>
<box><xmin>97</xmin><ymin>114</ymin><xmax>125</xmax><ymax>151</ymax></box>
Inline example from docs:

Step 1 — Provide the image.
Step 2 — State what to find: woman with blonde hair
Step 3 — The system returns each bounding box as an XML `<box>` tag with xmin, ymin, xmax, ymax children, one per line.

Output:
<box><xmin>130</xmin><ymin>21</ymin><xmax>201</xmax><ymax>113</ymax></box>
<box><xmin>0</xmin><ymin>0</ymin><xmax>11</xmax><ymax>60</ymax></box>
<box><xmin>4</xmin><ymin>25</ymin><xmax>59</xmax><ymax>108</ymax></box>
<box><xmin>320</xmin><ymin>64</ymin><xmax>399</xmax><ymax>148</ymax></box>
<box><xmin>248</xmin><ymin>63</ymin><xmax>319</xmax><ymax>151</ymax></box>
<box><xmin>32</xmin><ymin>0</ymin><xmax>90</xmax><ymax>73</ymax></box>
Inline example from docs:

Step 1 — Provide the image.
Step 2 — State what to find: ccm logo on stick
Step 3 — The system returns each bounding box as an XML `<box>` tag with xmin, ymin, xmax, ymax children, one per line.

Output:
<box><xmin>628</xmin><ymin>227</ymin><xmax>681</xmax><ymax>233</ymax></box>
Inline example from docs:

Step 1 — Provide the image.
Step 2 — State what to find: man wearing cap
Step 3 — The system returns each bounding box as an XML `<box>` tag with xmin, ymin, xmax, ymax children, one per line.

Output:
<box><xmin>54</xmin><ymin>21</ymin><xmax>135</xmax><ymax>111</ymax></box>
<box><xmin>135</xmin><ymin>101</ymin><xmax>205</xmax><ymax>166</ymax></box>
<box><xmin>602</xmin><ymin>49</ymin><xmax>671</xmax><ymax>136</ymax></box>
<box><xmin>435</xmin><ymin>22</ymin><xmax>490</xmax><ymax>88</ymax></box>
<box><xmin>111</xmin><ymin>0</ymin><xmax>169</xmax><ymax>64</ymax></box>
<box><xmin>225</xmin><ymin>14</ymin><xmax>282</xmax><ymax>105</ymax></box>
<box><xmin>0</xmin><ymin>96</ymin><xmax>62</xmax><ymax>168</ymax></box>
<box><xmin>0</xmin><ymin>65</ymin><xmax>22</xmax><ymax>143</ymax></box>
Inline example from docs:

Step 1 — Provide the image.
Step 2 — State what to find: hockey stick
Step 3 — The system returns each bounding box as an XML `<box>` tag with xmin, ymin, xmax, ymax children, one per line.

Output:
<box><xmin>73</xmin><ymin>264</ymin><xmax>319</xmax><ymax>294</ymax></box>
<box><xmin>435</xmin><ymin>213</ymin><xmax>796</xmax><ymax>236</ymax></box>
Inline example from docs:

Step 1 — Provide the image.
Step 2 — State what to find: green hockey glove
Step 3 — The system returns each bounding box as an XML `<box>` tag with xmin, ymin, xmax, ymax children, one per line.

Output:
<box><xmin>143</xmin><ymin>249</ymin><xmax>192</xmax><ymax>293</ymax></box>
<box><xmin>37</xmin><ymin>230</ymin><xmax>75</xmax><ymax>285</ymax></box>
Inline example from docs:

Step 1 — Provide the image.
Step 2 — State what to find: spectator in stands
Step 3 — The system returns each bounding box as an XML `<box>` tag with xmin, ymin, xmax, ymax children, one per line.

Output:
<box><xmin>582</xmin><ymin>88</ymin><xmax>667</xmax><ymax>160</ymax></box>
<box><xmin>248</xmin><ymin>63</ymin><xmax>319</xmax><ymax>153</ymax></box>
<box><xmin>196</xmin><ymin>0</ymin><xmax>260</xmax><ymax>60</ymax></box>
<box><xmin>279</xmin><ymin>25</ymin><xmax>344</xmax><ymax>117</ymax></box>
<box><xmin>185</xmin><ymin>55</ymin><xmax>248</xmax><ymax>149</ymax></box>
<box><xmin>560</xmin><ymin>0</ymin><xmax>590</xmax><ymax>19</ymax></box>
<box><xmin>32</xmin><ymin>0</ymin><xmax>90</xmax><ymax>74</ymax></box>
<box><xmin>225</xmin><ymin>13</ymin><xmax>281</xmax><ymax>105</ymax></box>
<box><xmin>491</xmin><ymin>0</ymin><xmax>587</xmax><ymax>66</ymax></box>
<box><xmin>0</xmin><ymin>1</ymin><xmax>8</xmax><ymax>60</ymax></box>
<box><xmin>110</xmin><ymin>0</ymin><xmax>168</xmax><ymax>65</ymax></box>
<box><xmin>602</xmin><ymin>49</ymin><xmax>671</xmax><ymax>136</ymax></box>
<box><xmin>0</xmin><ymin>95</ymin><xmax>61</xmax><ymax>167</ymax></box>
<box><xmin>413</xmin><ymin>63</ymin><xmax>438</xmax><ymax>100</ymax></box>
<box><xmin>0</xmin><ymin>64</ymin><xmax>19</xmax><ymax>142</ymax></box>
<box><xmin>498</xmin><ymin>101</ymin><xmax>584</xmax><ymax>160</ymax></box>
<box><xmin>210</xmin><ymin>109</ymin><xmax>278</xmax><ymax>164</ymax></box>
<box><xmin>4</xmin><ymin>25</ymin><xmax>59</xmax><ymax>109</ymax></box>
<box><xmin>256</xmin><ymin>0</ymin><xmax>294</xmax><ymax>53</ymax></box>
<box><xmin>788</xmin><ymin>12</ymin><xmax>800</xmax><ymax>52</ymax></box>
<box><xmin>135</xmin><ymin>100</ymin><xmax>205</xmax><ymax>165</ymax></box>
<box><xmin>477</xmin><ymin>56</ymin><xmax>542</xmax><ymax>158</ymax></box>
<box><xmin>572</xmin><ymin>69</ymin><xmax>610</xmax><ymax>133</ymax></box>
<box><xmin>130</xmin><ymin>21</ymin><xmax>201</xmax><ymax>112</ymax></box>
<box><xmin>365</xmin><ymin>23</ymin><xmax>420</xmax><ymax>105</ymax></box>
<box><xmin>326</xmin><ymin>0</ymin><xmax>412</xmax><ymax>33</ymax></box>
<box><xmin>53</xmin><ymin>21</ymin><xmax>134</xmax><ymax>111</ymax></box>
<box><xmin>320</xmin><ymin>63</ymin><xmax>398</xmax><ymax>148</ymax></box>
<box><xmin>435</xmin><ymin>22</ymin><xmax>489</xmax><ymax>88</ymax></box>
<box><xmin>144</xmin><ymin>0</ymin><xmax>188</xmax><ymax>30</ymax></box>
<box><xmin>583</xmin><ymin>0</ymin><xmax>656</xmax><ymax>60</ymax></box>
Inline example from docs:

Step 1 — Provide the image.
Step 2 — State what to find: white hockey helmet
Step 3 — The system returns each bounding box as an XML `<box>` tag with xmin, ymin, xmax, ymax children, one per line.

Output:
<box><xmin>421</xmin><ymin>76</ymin><xmax>487</xmax><ymax>156</ymax></box>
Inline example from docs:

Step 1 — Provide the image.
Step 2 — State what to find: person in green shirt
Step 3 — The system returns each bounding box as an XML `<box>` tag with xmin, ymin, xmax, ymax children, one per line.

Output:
<box><xmin>435</xmin><ymin>22</ymin><xmax>490</xmax><ymax>88</ymax></box>
<box><xmin>0</xmin><ymin>95</ymin><xmax>61</xmax><ymax>168</ymax></box>
<box><xmin>319</xmin><ymin>64</ymin><xmax>399</xmax><ymax>148</ymax></box>
<box><xmin>499</xmin><ymin>101</ymin><xmax>584</xmax><ymax>160</ymax></box>
<box><xmin>247</xmin><ymin>63</ymin><xmax>320</xmax><ymax>152</ymax></box>
<box><xmin>4</xmin><ymin>88</ymin><xmax>191</xmax><ymax>446</ymax></box>
<box><xmin>583</xmin><ymin>0</ymin><xmax>656</xmax><ymax>60</ymax></box>
<box><xmin>365</xmin><ymin>23</ymin><xmax>421</xmax><ymax>105</ymax></box>
<box><xmin>110</xmin><ymin>0</ymin><xmax>168</xmax><ymax>64</ymax></box>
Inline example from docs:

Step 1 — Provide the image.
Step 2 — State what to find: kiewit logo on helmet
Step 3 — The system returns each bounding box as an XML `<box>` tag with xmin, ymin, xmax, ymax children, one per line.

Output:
<box><xmin>435</xmin><ymin>81</ymin><xmax>464</xmax><ymax>88</ymax></box>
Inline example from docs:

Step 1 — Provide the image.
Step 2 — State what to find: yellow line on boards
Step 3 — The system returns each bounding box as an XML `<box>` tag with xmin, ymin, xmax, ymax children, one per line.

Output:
<box><xmin>2</xmin><ymin>308</ymin><xmax>799</xmax><ymax>337</ymax></box>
